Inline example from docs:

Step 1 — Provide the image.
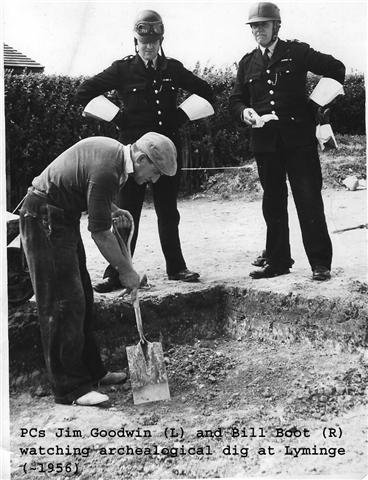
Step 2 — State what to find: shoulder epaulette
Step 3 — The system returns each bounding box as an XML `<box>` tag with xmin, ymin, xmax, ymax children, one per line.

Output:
<box><xmin>287</xmin><ymin>39</ymin><xmax>301</xmax><ymax>43</ymax></box>
<box><xmin>240</xmin><ymin>50</ymin><xmax>255</xmax><ymax>62</ymax></box>
<box><xmin>166</xmin><ymin>57</ymin><xmax>181</xmax><ymax>64</ymax></box>
<box><xmin>286</xmin><ymin>39</ymin><xmax>309</xmax><ymax>49</ymax></box>
<box><xmin>122</xmin><ymin>55</ymin><xmax>134</xmax><ymax>61</ymax></box>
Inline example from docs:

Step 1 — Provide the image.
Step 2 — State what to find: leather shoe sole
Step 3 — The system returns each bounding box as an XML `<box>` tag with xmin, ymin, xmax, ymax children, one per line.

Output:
<box><xmin>251</xmin><ymin>251</ymin><xmax>295</xmax><ymax>269</ymax></box>
<box><xmin>251</xmin><ymin>249</ymin><xmax>268</xmax><ymax>267</ymax></box>
<box><xmin>93</xmin><ymin>277</ymin><xmax>121</xmax><ymax>293</ymax></box>
<box><xmin>94</xmin><ymin>274</ymin><xmax>149</xmax><ymax>293</ymax></box>
<box><xmin>312</xmin><ymin>266</ymin><xmax>331</xmax><ymax>281</ymax></box>
<box><xmin>168</xmin><ymin>269</ymin><xmax>200</xmax><ymax>282</ymax></box>
<box><xmin>99</xmin><ymin>371</ymin><xmax>127</xmax><ymax>385</ymax></box>
<box><xmin>250</xmin><ymin>265</ymin><xmax>290</xmax><ymax>279</ymax></box>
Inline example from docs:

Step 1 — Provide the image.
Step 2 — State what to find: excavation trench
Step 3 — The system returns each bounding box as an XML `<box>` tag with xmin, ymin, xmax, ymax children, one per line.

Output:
<box><xmin>8</xmin><ymin>285</ymin><xmax>368</xmax><ymax>479</ymax></box>
<box><xmin>8</xmin><ymin>284</ymin><xmax>368</xmax><ymax>384</ymax></box>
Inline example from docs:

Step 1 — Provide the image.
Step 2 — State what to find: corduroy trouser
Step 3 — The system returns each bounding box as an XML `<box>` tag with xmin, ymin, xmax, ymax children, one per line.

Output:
<box><xmin>20</xmin><ymin>191</ymin><xmax>106</xmax><ymax>404</ymax></box>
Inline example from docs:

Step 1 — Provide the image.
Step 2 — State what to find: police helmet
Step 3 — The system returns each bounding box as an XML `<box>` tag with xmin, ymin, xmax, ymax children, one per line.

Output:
<box><xmin>246</xmin><ymin>2</ymin><xmax>281</xmax><ymax>24</ymax></box>
<box><xmin>133</xmin><ymin>10</ymin><xmax>164</xmax><ymax>43</ymax></box>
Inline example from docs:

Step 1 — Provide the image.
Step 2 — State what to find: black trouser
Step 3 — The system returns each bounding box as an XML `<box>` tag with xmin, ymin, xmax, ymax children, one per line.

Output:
<box><xmin>255</xmin><ymin>141</ymin><xmax>332</xmax><ymax>270</ymax></box>
<box><xmin>104</xmin><ymin>131</ymin><xmax>186</xmax><ymax>279</ymax></box>
<box><xmin>20</xmin><ymin>192</ymin><xmax>106</xmax><ymax>404</ymax></box>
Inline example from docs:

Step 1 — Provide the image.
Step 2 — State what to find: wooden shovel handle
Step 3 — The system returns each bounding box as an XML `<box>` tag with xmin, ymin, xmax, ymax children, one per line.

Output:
<box><xmin>112</xmin><ymin>219</ymin><xmax>147</xmax><ymax>343</ymax></box>
<box><xmin>112</xmin><ymin>216</ymin><xmax>134</xmax><ymax>264</ymax></box>
<box><xmin>133</xmin><ymin>294</ymin><xmax>148</xmax><ymax>344</ymax></box>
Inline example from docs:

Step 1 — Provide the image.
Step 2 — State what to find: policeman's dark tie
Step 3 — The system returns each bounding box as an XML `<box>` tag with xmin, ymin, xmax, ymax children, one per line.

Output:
<box><xmin>147</xmin><ymin>60</ymin><xmax>154</xmax><ymax>73</ymax></box>
<box><xmin>263</xmin><ymin>48</ymin><xmax>270</xmax><ymax>68</ymax></box>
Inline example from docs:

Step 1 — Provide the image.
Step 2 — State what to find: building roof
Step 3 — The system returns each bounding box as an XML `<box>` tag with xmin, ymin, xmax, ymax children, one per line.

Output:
<box><xmin>4</xmin><ymin>43</ymin><xmax>44</xmax><ymax>71</ymax></box>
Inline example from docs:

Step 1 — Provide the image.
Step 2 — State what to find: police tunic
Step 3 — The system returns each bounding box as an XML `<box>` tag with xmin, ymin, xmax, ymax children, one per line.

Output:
<box><xmin>230</xmin><ymin>39</ymin><xmax>345</xmax><ymax>152</ymax></box>
<box><xmin>76</xmin><ymin>53</ymin><xmax>213</xmax><ymax>144</ymax></box>
<box><xmin>76</xmin><ymin>53</ymin><xmax>213</xmax><ymax>277</ymax></box>
<box><xmin>229</xmin><ymin>39</ymin><xmax>345</xmax><ymax>272</ymax></box>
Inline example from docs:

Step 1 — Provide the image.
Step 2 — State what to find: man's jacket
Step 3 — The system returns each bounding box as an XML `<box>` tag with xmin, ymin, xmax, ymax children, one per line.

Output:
<box><xmin>229</xmin><ymin>39</ymin><xmax>345</xmax><ymax>152</ymax></box>
<box><xmin>76</xmin><ymin>54</ymin><xmax>213</xmax><ymax>144</ymax></box>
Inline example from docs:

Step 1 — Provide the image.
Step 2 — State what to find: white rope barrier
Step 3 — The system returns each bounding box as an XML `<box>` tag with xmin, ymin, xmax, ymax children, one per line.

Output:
<box><xmin>181</xmin><ymin>165</ymin><xmax>252</xmax><ymax>171</ymax></box>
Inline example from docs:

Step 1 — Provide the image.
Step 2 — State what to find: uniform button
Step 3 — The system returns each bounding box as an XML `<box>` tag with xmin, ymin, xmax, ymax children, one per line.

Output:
<box><xmin>158</xmin><ymin>111</ymin><xmax>162</xmax><ymax>115</ymax></box>
<box><xmin>271</xmin><ymin>111</ymin><xmax>276</xmax><ymax>115</ymax></box>
<box><xmin>158</xmin><ymin>121</ymin><xmax>163</xmax><ymax>125</ymax></box>
<box><xmin>291</xmin><ymin>117</ymin><xmax>295</xmax><ymax>120</ymax></box>
<box><xmin>155</xmin><ymin>90</ymin><xmax>159</xmax><ymax>94</ymax></box>
<box><xmin>270</xmin><ymin>100</ymin><xmax>275</xmax><ymax>105</ymax></box>
<box><xmin>269</xmin><ymin>90</ymin><xmax>274</xmax><ymax>94</ymax></box>
<box><xmin>286</xmin><ymin>70</ymin><xmax>290</xmax><ymax>73</ymax></box>
<box><xmin>266</xmin><ymin>69</ymin><xmax>270</xmax><ymax>74</ymax></box>
<box><xmin>133</xmin><ymin>88</ymin><xmax>136</xmax><ymax>92</ymax></box>
<box><xmin>267</xmin><ymin>79</ymin><xmax>272</xmax><ymax>84</ymax></box>
<box><xmin>156</xmin><ymin>100</ymin><xmax>160</xmax><ymax>104</ymax></box>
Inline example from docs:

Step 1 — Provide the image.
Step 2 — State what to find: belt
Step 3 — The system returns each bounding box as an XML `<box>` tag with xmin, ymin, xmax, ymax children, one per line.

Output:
<box><xmin>12</xmin><ymin>187</ymin><xmax>48</xmax><ymax>214</ymax></box>
<box><xmin>28</xmin><ymin>186</ymin><xmax>49</xmax><ymax>200</ymax></box>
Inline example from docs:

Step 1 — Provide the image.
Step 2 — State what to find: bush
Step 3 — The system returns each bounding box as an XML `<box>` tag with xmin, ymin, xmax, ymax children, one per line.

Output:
<box><xmin>5</xmin><ymin>72</ymin><xmax>118</xmax><ymax>209</ymax></box>
<box><xmin>5</xmin><ymin>68</ymin><xmax>365</xmax><ymax>208</ymax></box>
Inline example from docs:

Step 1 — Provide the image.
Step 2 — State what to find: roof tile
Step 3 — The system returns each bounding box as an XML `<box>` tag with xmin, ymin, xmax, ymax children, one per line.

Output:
<box><xmin>4</xmin><ymin>43</ymin><xmax>44</xmax><ymax>70</ymax></box>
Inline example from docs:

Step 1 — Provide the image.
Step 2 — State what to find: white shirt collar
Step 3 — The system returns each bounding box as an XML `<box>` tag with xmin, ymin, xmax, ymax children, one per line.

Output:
<box><xmin>138</xmin><ymin>54</ymin><xmax>158</xmax><ymax>69</ymax></box>
<box><xmin>259</xmin><ymin>38</ymin><xmax>279</xmax><ymax>56</ymax></box>
<box><xmin>123</xmin><ymin>144</ymin><xmax>134</xmax><ymax>174</ymax></box>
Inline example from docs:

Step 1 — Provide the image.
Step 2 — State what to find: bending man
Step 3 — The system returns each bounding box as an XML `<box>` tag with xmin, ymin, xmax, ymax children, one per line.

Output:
<box><xmin>20</xmin><ymin>133</ymin><xmax>177</xmax><ymax>405</ymax></box>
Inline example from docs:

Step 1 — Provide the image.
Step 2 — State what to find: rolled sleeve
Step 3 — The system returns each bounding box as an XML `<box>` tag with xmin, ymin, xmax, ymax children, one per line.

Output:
<box><xmin>87</xmin><ymin>179</ymin><xmax>117</xmax><ymax>233</ymax></box>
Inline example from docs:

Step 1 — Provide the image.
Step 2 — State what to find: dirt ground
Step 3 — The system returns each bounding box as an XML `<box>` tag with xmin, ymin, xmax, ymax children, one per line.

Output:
<box><xmin>8</xmin><ymin>186</ymin><xmax>367</xmax><ymax>300</ymax></box>
<box><xmin>7</xmin><ymin>186</ymin><xmax>368</xmax><ymax>479</ymax></box>
<box><xmin>9</xmin><ymin>339</ymin><xmax>368</xmax><ymax>479</ymax></box>
<box><xmin>82</xmin><ymin>186</ymin><xmax>367</xmax><ymax>300</ymax></box>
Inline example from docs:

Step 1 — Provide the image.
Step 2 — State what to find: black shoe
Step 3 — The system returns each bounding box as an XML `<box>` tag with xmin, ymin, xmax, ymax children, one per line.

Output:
<box><xmin>93</xmin><ymin>277</ymin><xmax>122</xmax><ymax>293</ymax></box>
<box><xmin>251</xmin><ymin>250</ymin><xmax>268</xmax><ymax>267</ymax></box>
<box><xmin>312</xmin><ymin>265</ymin><xmax>331</xmax><ymax>281</ymax></box>
<box><xmin>251</xmin><ymin>250</ymin><xmax>295</xmax><ymax>269</ymax></box>
<box><xmin>249</xmin><ymin>264</ymin><xmax>290</xmax><ymax>279</ymax></box>
<box><xmin>168</xmin><ymin>269</ymin><xmax>200</xmax><ymax>282</ymax></box>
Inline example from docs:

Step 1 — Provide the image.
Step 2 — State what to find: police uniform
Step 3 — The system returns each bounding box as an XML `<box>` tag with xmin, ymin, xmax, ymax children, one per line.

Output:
<box><xmin>230</xmin><ymin>39</ymin><xmax>345</xmax><ymax>271</ymax></box>
<box><xmin>76</xmin><ymin>53</ymin><xmax>213</xmax><ymax>277</ymax></box>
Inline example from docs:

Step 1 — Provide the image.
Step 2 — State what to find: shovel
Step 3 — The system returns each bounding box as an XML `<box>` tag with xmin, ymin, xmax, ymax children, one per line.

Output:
<box><xmin>112</xmin><ymin>217</ymin><xmax>170</xmax><ymax>405</ymax></box>
<box><xmin>126</xmin><ymin>295</ymin><xmax>170</xmax><ymax>404</ymax></box>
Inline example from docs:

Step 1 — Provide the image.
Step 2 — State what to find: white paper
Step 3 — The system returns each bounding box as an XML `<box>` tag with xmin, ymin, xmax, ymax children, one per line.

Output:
<box><xmin>178</xmin><ymin>94</ymin><xmax>214</xmax><ymax>121</ymax></box>
<box><xmin>316</xmin><ymin>123</ymin><xmax>338</xmax><ymax>150</ymax></box>
<box><xmin>83</xmin><ymin>95</ymin><xmax>120</xmax><ymax>122</ymax></box>
<box><xmin>310</xmin><ymin>77</ymin><xmax>344</xmax><ymax>107</ymax></box>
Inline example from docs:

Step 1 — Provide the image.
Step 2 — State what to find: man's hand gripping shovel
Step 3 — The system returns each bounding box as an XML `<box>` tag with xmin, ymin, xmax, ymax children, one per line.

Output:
<box><xmin>112</xmin><ymin>214</ymin><xmax>171</xmax><ymax>405</ymax></box>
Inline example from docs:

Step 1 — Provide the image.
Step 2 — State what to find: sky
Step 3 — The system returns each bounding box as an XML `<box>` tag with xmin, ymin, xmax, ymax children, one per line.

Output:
<box><xmin>2</xmin><ymin>0</ymin><xmax>367</xmax><ymax>77</ymax></box>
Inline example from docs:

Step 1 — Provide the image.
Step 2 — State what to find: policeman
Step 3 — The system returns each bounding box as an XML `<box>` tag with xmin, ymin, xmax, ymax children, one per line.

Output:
<box><xmin>229</xmin><ymin>2</ymin><xmax>345</xmax><ymax>281</ymax></box>
<box><xmin>76</xmin><ymin>10</ymin><xmax>214</xmax><ymax>292</ymax></box>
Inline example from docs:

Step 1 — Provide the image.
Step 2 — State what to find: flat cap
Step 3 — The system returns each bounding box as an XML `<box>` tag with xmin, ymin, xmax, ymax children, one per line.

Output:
<box><xmin>135</xmin><ymin>132</ymin><xmax>177</xmax><ymax>176</ymax></box>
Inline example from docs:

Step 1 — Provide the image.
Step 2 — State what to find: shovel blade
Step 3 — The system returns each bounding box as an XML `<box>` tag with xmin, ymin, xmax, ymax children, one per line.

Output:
<box><xmin>126</xmin><ymin>341</ymin><xmax>170</xmax><ymax>405</ymax></box>
<box><xmin>131</xmin><ymin>382</ymin><xmax>170</xmax><ymax>405</ymax></box>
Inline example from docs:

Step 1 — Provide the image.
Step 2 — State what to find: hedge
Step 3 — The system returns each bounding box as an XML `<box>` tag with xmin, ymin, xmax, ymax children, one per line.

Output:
<box><xmin>4</xmin><ymin>68</ymin><xmax>365</xmax><ymax>209</ymax></box>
